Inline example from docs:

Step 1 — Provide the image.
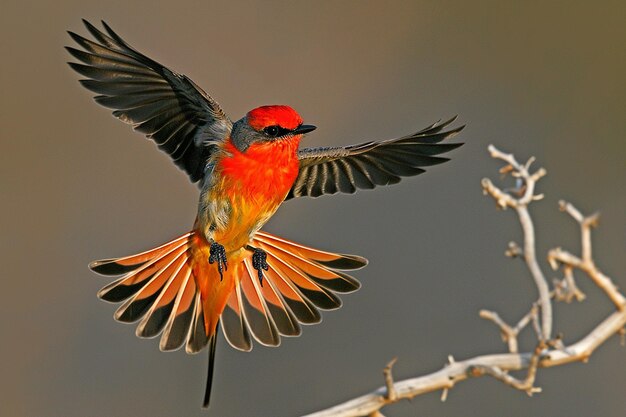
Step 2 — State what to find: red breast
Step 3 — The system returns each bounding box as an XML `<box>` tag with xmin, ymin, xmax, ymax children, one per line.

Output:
<box><xmin>218</xmin><ymin>138</ymin><xmax>301</xmax><ymax>200</ymax></box>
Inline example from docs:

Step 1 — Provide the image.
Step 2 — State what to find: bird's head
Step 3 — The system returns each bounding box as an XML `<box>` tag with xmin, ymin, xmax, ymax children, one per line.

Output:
<box><xmin>231</xmin><ymin>105</ymin><xmax>316</xmax><ymax>152</ymax></box>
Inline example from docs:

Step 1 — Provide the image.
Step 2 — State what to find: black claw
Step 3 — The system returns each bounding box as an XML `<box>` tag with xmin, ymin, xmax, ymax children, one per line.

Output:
<box><xmin>209</xmin><ymin>242</ymin><xmax>227</xmax><ymax>280</ymax></box>
<box><xmin>252</xmin><ymin>248</ymin><xmax>269</xmax><ymax>285</ymax></box>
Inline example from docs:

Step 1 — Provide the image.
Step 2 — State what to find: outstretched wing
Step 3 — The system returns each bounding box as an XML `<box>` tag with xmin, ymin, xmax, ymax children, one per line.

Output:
<box><xmin>66</xmin><ymin>19</ymin><xmax>232</xmax><ymax>183</ymax></box>
<box><xmin>287</xmin><ymin>118</ymin><xmax>464</xmax><ymax>199</ymax></box>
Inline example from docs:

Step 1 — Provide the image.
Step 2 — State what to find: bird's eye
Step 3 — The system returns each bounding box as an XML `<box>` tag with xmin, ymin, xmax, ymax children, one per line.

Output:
<box><xmin>264</xmin><ymin>125</ymin><xmax>280</xmax><ymax>137</ymax></box>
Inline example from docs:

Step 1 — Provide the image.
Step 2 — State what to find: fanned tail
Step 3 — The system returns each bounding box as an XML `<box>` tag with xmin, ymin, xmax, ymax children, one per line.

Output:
<box><xmin>89</xmin><ymin>232</ymin><xmax>212</xmax><ymax>353</ymax></box>
<box><xmin>89</xmin><ymin>230</ymin><xmax>367</xmax><ymax>407</ymax></box>
<box><xmin>220</xmin><ymin>231</ymin><xmax>367</xmax><ymax>351</ymax></box>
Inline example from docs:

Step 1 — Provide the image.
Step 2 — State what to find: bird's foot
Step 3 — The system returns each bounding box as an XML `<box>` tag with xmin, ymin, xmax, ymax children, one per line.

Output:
<box><xmin>209</xmin><ymin>242</ymin><xmax>228</xmax><ymax>280</ymax></box>
<box><xmin>251</xmin><ymin>248</ymin><xmax>269</xmax><ymax>285</ymax></box>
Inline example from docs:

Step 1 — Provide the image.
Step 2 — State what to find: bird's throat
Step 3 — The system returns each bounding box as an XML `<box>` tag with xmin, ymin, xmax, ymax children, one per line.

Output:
<box><xmin>218</xmin><ymin>138</ymin><xmax>301</xmax><ymax>200</ymax></box>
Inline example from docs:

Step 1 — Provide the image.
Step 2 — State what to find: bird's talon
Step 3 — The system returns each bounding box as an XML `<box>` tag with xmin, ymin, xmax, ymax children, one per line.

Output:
<box><xmin>252</xmin><ymin>248</ymin><xmax>269</xmax><ymax>285</ymax></box>
<box><xmin>209</xmin><ymin>242</ymin><xmax>227</xmax><ymax>280</ymax></box>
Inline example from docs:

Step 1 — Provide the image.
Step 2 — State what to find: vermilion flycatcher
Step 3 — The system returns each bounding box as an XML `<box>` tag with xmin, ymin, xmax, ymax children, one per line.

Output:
<box><xmin>67</xmin><ymin>20</ymin><xmax>464</xmax><ymax>407</ymax></box>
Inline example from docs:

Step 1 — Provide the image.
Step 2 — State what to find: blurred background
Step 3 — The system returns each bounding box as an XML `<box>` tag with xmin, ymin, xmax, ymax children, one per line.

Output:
<box><xmin>1</xmin><ymin>1</ymin><xmax>625</xmax><ymax>416</ymax></box>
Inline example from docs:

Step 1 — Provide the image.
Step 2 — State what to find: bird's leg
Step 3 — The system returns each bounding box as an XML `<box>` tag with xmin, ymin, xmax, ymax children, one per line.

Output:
<box><xmin>208</xmin><ymin>241</ymin><xmax>228</xmax><ymax>280</ymax></box>
<box><xmin>247</xmin><ymin>246</ymin><xmax>269</xmax><ymax>285</ymax></box>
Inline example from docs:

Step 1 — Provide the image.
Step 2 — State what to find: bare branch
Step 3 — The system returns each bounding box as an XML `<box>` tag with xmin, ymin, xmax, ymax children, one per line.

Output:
<box><xmin>302</xmin><ymin>310</ymin><xmax>626</xmax><ymax>417</ymax></box>
<box><xmin>553</xmin><ymin>266</ymin><xmax>586</xmax><ymax>303</ymax></box>
<box><xmin>516</xmin><ymin>304</ymin><xmax>539</xmax><ymax>336</ymax></box>
<box><xmin>482</xmin><ymin>145</ymin><xmax>552</xmax><ymax>340</ymax></box>
<box><xmin>480</xmin><ymin>310</ymin><xmax>519</xmax><ymax>352</ymax></box>
<box><xmin>302</xmin><ymin>149</ymin><xmax>624</xmax><ymax>417</ymax></box>
<box><xmin>480</xmin><ymin>302</ymin><xmax>544</xmax><ymax>354</ymax></box>
<box><xmin>470</xmin><ymin>340</ymin><xmax>546</xmax><ymax>396</ymax></box>
<box><xmin>549</xmin><ymin>201</ymin><xmax>625</xmax><ymax>310</ymax></box>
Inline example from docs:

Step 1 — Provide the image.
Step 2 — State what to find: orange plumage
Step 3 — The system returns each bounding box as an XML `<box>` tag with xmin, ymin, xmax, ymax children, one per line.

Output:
<box><xmin>193</xmin><ymin>134</ymin><xmax>302</xmax><ymax>337</ymax></box>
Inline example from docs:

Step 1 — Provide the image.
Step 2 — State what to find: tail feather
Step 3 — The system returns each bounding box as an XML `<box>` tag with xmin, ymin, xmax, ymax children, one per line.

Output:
<box><xmin>160</xmin><ymin>269</ymin><xmax>197</xmax><ymax>351</ymax></box>
<box><xmin>220</xmin><ymin>284</ymin><xmax>252</xmax><ymax>351</ymax></box>
<box><xmin>95</xmin><ymin>238</ymin><xmax>189</xmax><ymax>303</ymax></box>
<box><xmin>265</xmin><ymin>251</ymin><xmax>342</xmax><ymax>310</ymax></box>
<box><xmin>90</xmin><ymin>233</ymin><xmax>191</xmax><ymax>276</ymax></box>
<box><xmin>254</xmin><ymin>232</ymin><xmax>367</xmax><ymax>270</ymax></box>
<box><xmin>89</xmin><ymin>229</ymin><xmax>368</xmax><ymax>406</ymax></box>
<box><xmin>89</xmin><ymin>234</ymin><xmax>200</xmax><ymax>351</ymax></box>
<box><xmin>113</xmin><ymin>247</ymin><xmax>187</xmax><ymax>323</ymax></box>
<box><xmin>245</xmin><ymin>260</ymin><xmax>301</xmax><ymax>337</ymax></box>
<box><xmin>202</xmin><ymin>327</ymin><xmax>219</xmax><ymax>408</ymax></box>
<box><xmin>186</xmin><ymin>292</ymin><xmax>210</xmax><ymax>353</ymax></box>
<box><xmin>259</xmin><ymin>261</ymin><xmax>321</xmax><ymax>324</ymax></box>
<box><xmin>239</xmin><ymin>259</ymin><xmax>281</xmax><ymax>346</ymax></box>
<box><xmin>219</xmin><ymin>231</ymin><xmax>367</xmax><ymax>350</ymax></box>
<box><xmin>136</xmin><ymin>260</ymin><xmax>191</xmax><ymax>338</ymax></box>
<box><xmin>255</xmin><ymin>235</ymin><xmax>361</xmax><ymax>292</ymax></box>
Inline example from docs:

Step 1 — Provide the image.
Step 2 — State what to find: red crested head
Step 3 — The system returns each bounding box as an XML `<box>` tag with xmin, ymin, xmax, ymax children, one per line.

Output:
<box><xmin>246</xmin><ymin>105</ymin><xmax>303</xmax><ymax>131</ymax></box>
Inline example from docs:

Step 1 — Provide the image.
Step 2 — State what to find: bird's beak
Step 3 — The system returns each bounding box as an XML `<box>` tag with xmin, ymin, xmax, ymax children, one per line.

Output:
<box><xmin>293</xmin><ymin>124</ymin><xmax>317</xmax><ymax>135</ymax></box>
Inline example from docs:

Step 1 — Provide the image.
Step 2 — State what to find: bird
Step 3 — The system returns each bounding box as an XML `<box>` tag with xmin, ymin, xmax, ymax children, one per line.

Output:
<box><xmin>66</xmin><ymin>19</ymin><xmax>464</xmax><ymax>408</ymax></box>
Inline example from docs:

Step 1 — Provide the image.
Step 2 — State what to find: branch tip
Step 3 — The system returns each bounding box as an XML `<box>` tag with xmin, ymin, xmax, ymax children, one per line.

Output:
<box><xmin>506</xmin><ymin>241</ymin><xmax>523</xmax><ymax>258</ymax></box>
<box><xmin>440</xmin><ymin>388</ymin><xmax>449</xmax><ymax>402</ymax></box>
<box><xmin>383</xmin><ymin>358</ymin><xmax>398</xmax><ymax>401</ymax></box>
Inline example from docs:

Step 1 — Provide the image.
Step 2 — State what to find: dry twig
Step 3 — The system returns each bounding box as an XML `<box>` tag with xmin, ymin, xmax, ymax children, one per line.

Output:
<box><xmin>383</xmin><ymin>358</ymin><xmax>398</xmax><ymax>401</ymax></box>
<box><xmin>481</xmin><ymin>145</ymin><xmax>551</xmax><ymax>340</ymax></box>
<box><xmin>548</xmin><ymin>200</ymin><xmax>625</xmax><ymax>310</ymax></box>
<box><xmin>479</xmin><ymin>305</ymin><xmax>539</xmax><ymax>353</ymax></box>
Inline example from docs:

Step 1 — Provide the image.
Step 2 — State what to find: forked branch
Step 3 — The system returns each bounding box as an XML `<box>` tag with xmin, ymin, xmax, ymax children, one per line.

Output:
<box><xmin>481</xmin><ymin>145</ymin><xmax>551</xmax><ymax>340</ymax></box>
<box><xmin>302</xmin><ymin>146</ymin><xmax>625</xmax><ymax>417</ymax></box>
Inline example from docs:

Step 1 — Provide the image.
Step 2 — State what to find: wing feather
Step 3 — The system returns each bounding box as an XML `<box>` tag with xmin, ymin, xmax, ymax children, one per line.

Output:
<box><xmin>67</xmin><ymin>20</ymin><xmax>232</xmax><ymax>183</ymax></box>
<box><xmin>288</xmin><ymin>118</ymin><xmax>463</xmax><ymax>199</ymax></box>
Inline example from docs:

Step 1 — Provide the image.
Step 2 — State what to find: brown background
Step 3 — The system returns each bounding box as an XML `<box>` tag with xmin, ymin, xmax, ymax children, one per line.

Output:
<box><xmin>2</xmin><ymin>1</ymin><xmax>625</xmax><ymax>416</ymax></box>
